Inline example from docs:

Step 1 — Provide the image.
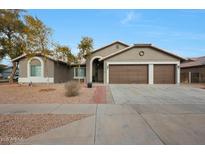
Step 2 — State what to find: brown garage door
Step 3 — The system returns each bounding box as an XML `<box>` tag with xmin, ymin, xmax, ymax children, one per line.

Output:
<box><xmin>109</xmin><ymin>64</ymin><xmax>148</xmax><ymax>84</ymax></box>
<box><xmin>154</xmin><ymin>64</ymin><xmax>175</xmax><ymax>84</ymax></box>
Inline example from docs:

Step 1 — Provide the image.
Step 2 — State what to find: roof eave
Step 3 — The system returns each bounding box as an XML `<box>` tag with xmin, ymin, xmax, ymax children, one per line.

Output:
<box><xmin>11</xmin><ymin>54</ymin><xmax>27</xmax><ymax>62</ymax></box>
<box><xmin>11</xmin><ymin>53</ymin><xmax>70</xmax><ymax>65</ymax></box>
<box><xmin>150</xmin><ymin>45</ymin><xmax>186</xmax><ymax>61</ymax></box>
<box><xmin>99</xmin><ymin>44</ymin><xmax>186</xmax><ymax>61</ymax></box>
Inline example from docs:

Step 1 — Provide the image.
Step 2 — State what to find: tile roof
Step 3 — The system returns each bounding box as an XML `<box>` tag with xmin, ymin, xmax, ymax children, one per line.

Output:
<box><xmin>12</xmin><ymin>53</ymin><xmax>86</xmax><ymax>66</ymax></box>
<box><xmin>12</xmin><ymin>53</ymin><xmax>69</xmax><ymax>64</ymax></box>
<box><xmin>181</xmin><ymin>56</ymin><xmax>205</xmax><ymax>68</ymax></box>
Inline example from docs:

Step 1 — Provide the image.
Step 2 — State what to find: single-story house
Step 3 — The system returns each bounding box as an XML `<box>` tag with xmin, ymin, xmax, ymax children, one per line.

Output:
<box><xmin>12</xmin><ymin>41</ymin><xmax>185</xmax><ymax>84</ymax></box>
<box><xmin>181</xmin><ymin>56</ymin><xmax>205</xmax><ymax>83</ymax></box>
<box><xmin>12</xmin><ymin>53</ymin><xmax>85</xmax><ymax>83</ymax></box>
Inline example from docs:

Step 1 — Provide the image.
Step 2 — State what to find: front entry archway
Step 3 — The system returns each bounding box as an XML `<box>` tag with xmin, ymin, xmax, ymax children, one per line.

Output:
<box><xmin>89</xmin><ymin>56</ymin><xmax>103</xmax><ymax>83</ymax></box>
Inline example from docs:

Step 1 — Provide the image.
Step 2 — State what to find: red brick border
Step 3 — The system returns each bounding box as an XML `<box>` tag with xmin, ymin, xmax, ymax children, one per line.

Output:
<box><xmin>92</xmin><ymin>86</ymin><xmax>106</xmax><ymax>104</ymax></box>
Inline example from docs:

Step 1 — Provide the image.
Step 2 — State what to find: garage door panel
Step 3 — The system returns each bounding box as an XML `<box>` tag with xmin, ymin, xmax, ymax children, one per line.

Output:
<box><xmin>154</xmin><ymin>64</ymin><xmax>175</xmax><ymax>84</ymax></box>
<box><xmin>109</xmin><ymin>65</ymin><xmax>148</xmax><ymax>84</ymax></box>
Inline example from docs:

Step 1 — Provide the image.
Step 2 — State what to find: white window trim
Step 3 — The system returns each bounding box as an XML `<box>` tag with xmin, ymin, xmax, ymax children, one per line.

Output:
<box><xmin>19</xmin><ymin>77</ymin><xmax>54</xmax><ymax>83</ymax></box>
<box><xmin>106</xmin><ymin>61</ymin><xmax>180</xmax><ymax>84</ymax></box>
<box><xmin>27</xmin><ymin>57</ymin><xmax>44</xmax><ymax>81</ymax></box>
<box><xmin>18</xmin><ymin>56</ymin><xmax>53</xmax><ymax>83</ymax></box>
<box><xmin>74</xmin><ymin>67</ymin><xmax>86</xmax><ymax>79</ymax></box>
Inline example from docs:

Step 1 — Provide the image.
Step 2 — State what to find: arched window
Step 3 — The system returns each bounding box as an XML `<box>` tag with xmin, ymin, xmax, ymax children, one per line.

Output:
<box><xmin>30</xmin><ymin>59</ymin><xmax>42</xmax><ymax>77</ymax></box>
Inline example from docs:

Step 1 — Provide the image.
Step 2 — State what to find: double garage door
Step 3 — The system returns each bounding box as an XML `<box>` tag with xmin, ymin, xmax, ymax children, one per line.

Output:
<box><xmin>109</xmin><ymin>64</ymin><xmax>175</xmax><ymax>84</ymax></box>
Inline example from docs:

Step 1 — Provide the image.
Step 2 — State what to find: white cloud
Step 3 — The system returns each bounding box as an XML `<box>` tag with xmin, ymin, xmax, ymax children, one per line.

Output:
<box><xmin>121</xmin><ymin>11</ymin><xmax>140</xmax><ymax>25</ymax></box>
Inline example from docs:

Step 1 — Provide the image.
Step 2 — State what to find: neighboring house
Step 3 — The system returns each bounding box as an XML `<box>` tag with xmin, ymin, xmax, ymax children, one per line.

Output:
<box><xmin>181</xmin><ymin>56</ymin><xmax>205</xmax><ymax>83</ymax></box>
<box><xmin>0</xmin><ymin>64</ymin><xmax>7</xmax><ymax>79</ymax></box>
<box><xmin>1</xmin><ymin>66</ymin><xmax>19</xmax><ymax>79</ymax></box>
<box><xmin>12</xmin><ymin>41</ymin><xmax>185</xmax><ymax>84</ymax></box>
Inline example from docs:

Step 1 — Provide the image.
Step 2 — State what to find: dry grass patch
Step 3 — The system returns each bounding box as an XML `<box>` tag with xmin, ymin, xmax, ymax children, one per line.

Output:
<box><xmin>39</xmin><ymin>88</ymin><xmax>56</xmax><ymax>92</ymax></box>
<box><xmin>0</xmin><ymin>114</ymin><xmax>91</xmax><ymax>144</ymax></box>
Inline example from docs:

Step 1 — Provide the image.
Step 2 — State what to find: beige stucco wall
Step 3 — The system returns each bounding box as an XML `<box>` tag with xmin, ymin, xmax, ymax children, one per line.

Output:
<box><xmin>19</xmin><ymin>56</ymin><xmax>54</xmax><ymax>78</ymax></box>
<box><xmin>54</xmin><ymin>63</ymin><xmax>74</xmax><ymax>83</ymax></box>
<box><xmin>19</xmin><ymin>58</ymin><xmax>27</xmax><ymax>78</ymax></box>
<box><xmin>86</xmin><ymin>42</ymin><xmax>128</xmax><ymax>82</ymax></box>
<box><xmin>104</xmin><ymin>47</ymin><xmax>179</xmax><ymax>62</ymax></box>
<box><xmin>103</xmin><ymin>47</ymin><xmax>180</xmax><ymax>83</ymax></box>
<box><xmin>44</xmin><ymin>58</ymin><xmax>55</xmax><ymax>78</ymax></box>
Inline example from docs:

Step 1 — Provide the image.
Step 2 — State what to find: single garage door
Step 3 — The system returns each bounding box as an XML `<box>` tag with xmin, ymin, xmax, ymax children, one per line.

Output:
<box><xmin>109</xmin><ymin>64</ymin><xmax>148</xmax><ymax>84</ymax></box>
<box><xmin>154</xmin><ymin>64</ymin><xmax>175</xmax><ymax>84</ymax></box>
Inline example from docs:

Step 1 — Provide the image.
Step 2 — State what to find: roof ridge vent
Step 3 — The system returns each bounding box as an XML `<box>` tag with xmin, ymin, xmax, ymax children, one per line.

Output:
<box><xmin>134</xmin><ymin>43</ymin><xmax>152</xmax><ymax>46</ymax></box>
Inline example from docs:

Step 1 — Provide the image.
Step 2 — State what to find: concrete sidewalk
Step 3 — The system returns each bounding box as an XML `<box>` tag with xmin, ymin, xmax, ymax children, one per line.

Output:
<box><xmin>2</xmin><ymin>103</ymin><xmax>205</xmax><ymax>145</ymax></box>
<box><xmin>0</xmin><ymin>104</ymin><xmax>97</xmax><ymax>115</ymax></box>
<box><xmin>17</xmin><ymin>116</ymin><xmax>96</xmax><ymax>145</ymax></box>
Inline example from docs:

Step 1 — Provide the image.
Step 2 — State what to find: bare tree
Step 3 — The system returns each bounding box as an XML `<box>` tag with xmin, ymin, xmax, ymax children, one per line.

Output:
<box><xmin>77</xmin><ymin>37</ymin><xmax>93</xmax><ymax>83</ymax></box>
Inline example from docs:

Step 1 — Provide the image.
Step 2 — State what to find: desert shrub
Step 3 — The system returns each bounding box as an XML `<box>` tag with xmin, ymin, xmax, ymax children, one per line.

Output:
<box><xmin>64</xmin><ymin>80</ymin><xmax>80</xmax><ymax>97</ymax></box>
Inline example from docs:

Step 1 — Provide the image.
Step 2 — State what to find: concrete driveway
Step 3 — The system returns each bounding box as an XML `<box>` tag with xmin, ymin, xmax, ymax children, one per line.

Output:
<box><xmin>110</xmin><ymin>84</ymin><xmax>205</xmax><ymax>104</ymax></box>
<box><xmin>1</xmin><ymin>84</ymin><xmax>205</xmax><ymax>145</ymax></box>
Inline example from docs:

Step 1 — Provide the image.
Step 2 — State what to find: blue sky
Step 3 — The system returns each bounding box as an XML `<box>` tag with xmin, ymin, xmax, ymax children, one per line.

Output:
<box><xmin>2</xmin><ymin>9</ymin><xmax>205</xmax><ymax>65</ymax></box>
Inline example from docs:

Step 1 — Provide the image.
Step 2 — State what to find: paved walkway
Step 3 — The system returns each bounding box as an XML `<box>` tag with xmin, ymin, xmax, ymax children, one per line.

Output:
<box><xmin>2</xmin><ymin>103</ymin><xmax>204</xmax><ymax>145</ymax></box>
<box><xmin>93</xmin><ymin>86</ymin><xmax>107</xmax><ymax>104</ymax></box>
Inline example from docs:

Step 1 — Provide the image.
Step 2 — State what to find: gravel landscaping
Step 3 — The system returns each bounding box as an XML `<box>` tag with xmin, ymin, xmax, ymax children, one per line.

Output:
<box><xmin>0</xmin><ymin>83</ymin><xmax>96</xmax><ymax>104</ymax></box>
<box><xmin>0</xmin><ymin>114</ymin><xmax>90</xmax><ymax>144</ymax></box>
